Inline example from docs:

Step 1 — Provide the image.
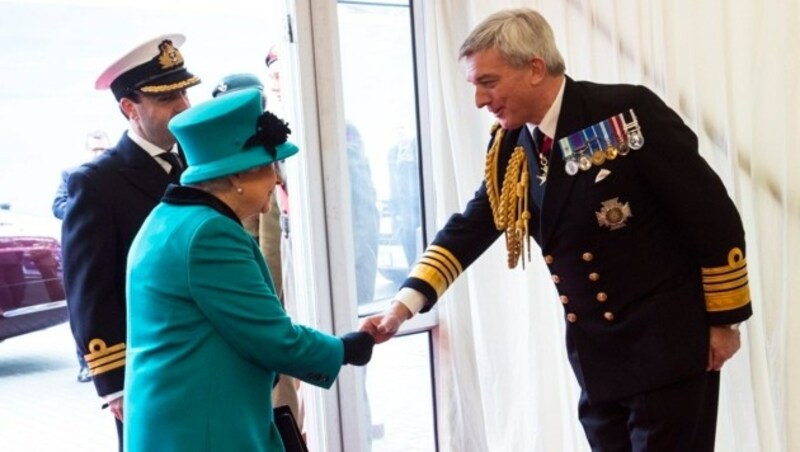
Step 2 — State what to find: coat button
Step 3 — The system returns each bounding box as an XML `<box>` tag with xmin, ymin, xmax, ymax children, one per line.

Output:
<box><xmin>544</xmin><ymin>255</ymin><xmax>554</xmax><ymax>264</ymax></box>
<box><xmin>604</xmin><ymin>311</ymin><xmax>615</xmax><ymax>321</ymax></box>
<box><xmin>552</xmin><ymin>274</ymin><xmax>561</xmax><ymax>284</ymax></box>
<box><xmin>559</xmin><ymin>295</ymin><xmax>569</xmax><ymax>304</ymax></box>
<box><xmin>582</xmin><ymin>252</ymin><xmax>594</xmax><ymax>262</ymax></box>
<box><xmin>589</xmin><ymin>272</ymin><xmax>600</xmax><ymax>282</ymax></box>
<box><xmin>567</xmin><ymin>313</ymin><xmax>578</xmax><ymax>323</ymax></box>
<box><xmin>596</xmin><ymin>292</ymin><xmax>608</xmax><ymax>302</ymax></box>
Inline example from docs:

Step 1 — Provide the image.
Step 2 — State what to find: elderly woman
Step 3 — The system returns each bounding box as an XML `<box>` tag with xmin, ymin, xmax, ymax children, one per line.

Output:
<box><xmin>124</xmin><ymin>88</ymin><xmax>374</xmax><ymax>452</ymax></box>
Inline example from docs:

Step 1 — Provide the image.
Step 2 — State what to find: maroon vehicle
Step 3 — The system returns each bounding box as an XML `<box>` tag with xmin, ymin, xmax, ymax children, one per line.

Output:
<box><xmin>0</xmin><ymin>208</ymin><xmax>68</xmax><ymax>342</ymax></box>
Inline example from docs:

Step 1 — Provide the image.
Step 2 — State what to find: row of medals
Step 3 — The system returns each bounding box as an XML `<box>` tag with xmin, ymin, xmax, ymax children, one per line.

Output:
<box><xmin>554</xmin><ymin>109</ymin><xmax>645</xmax><ymax>176</ymax></box>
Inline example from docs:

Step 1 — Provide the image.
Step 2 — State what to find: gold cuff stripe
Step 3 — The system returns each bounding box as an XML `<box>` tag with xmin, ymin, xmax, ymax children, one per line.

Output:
<box><xmin>87</xmin><ymin>350</ymin><xmax>126</xmax><ymax>369</ymax></box>
<box><xmin>701</xmin><ymin>247</ymin><xmax>746</xmax><ymax>275</ymax></box>
<box><xmin>702</xmin><ymin>266</ymin><xmax>748</xmax><ymax>284</ymax></box>
<box><xmin>90</xmin><ymin>358</ymin><xmax>126</xmax><ymax>376</ymax></box>
<box><xmin>704</xmin><ymin>275</ymin><xmax>749</xmax><ymax>292</ymax></box>
<box><xmin>420</xmin><ymin>246</ymin><xmax>462</xmax><ymax>283</ymax></box>
<box><xmin>419</xmin><ymin>256</ymin><xmax>456</xmax><ymax>285</ymax></box>
<box><xmin>84</xmin><ymin>339</ymin><xmax>125</xmax><ymax>360</ymax></box>
<box><xmin>409</xmin><ymin>263</ymin><xmax>450</xmax><ymax>297</ymax></box>
<box><xmin>139</xmin><ymin>76</ymin><xmax>201</xmax><ymax>93</ymax></box>
<box><xmin>427</xmin><ymin>245</ymin><xmax>464</xmax><ymax>274</ymax></box>
<box><xmin>705</xmin><ymin>283</ymin><xmax>751</xmax><ymax>312</ymax></box>
<box><xmin>701</xmin><ymin>247</ymin><xmax>751</xmax><ymax>311</ymax></box>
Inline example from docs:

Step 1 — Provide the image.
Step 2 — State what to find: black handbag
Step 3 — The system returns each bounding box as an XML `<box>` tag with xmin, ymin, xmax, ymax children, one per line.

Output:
<box><xmin>273</xmin><ymin>405</ymin><xmax>309</xmax><ymax>452</ymax></box>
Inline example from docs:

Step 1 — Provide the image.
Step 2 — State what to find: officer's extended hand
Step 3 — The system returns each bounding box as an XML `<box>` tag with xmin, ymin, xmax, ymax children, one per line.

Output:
<box><xmin>359</xmin><ymin>301</ymin><xmax>412</xmax><ymax>344</ymax></box>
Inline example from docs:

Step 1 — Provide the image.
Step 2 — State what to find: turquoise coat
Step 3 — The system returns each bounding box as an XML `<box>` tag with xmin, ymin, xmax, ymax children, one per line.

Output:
<box><xmin>124</xmin><ymin>186</ymin><xmax>344</xmax><ymax>452</ymax></box>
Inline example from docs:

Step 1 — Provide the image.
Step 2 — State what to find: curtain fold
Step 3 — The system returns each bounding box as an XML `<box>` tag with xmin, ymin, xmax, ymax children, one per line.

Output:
<box><xmin>424</xmin><ymin>0</ymin><xmax>799</xmax><ymax>450</ymax></box>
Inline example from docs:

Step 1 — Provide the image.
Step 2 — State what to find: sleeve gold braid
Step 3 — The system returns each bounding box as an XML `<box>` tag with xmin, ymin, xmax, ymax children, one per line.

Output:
<box><xmin>484</xmin><ymin>124</ymin><xmax>532</xmax><ymax>269</ymax></box>
<box><xmin>702</xmin><ymin>247</ymin><xmax>751</xmax><ymax>312</ymax></box>
<box><xmin>84</xmin><ymin>338</ymin><xmax>126</xmax><ymax>376</ymax></box>
<box><xmin>409</xmin><ymin>245</ymin><xmax>464</xmax><ymax>297</ymax></box>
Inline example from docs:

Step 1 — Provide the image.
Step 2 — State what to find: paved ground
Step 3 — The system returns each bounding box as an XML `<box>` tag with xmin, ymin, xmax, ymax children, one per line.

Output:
<box><xmin>0</xmin><ymin>323</ymin><xmax>117</xmax><ymax>452</ymax></box>
<box><xmin>0</xmin><ymin>323</ymin><xmax>435</xmax><ymax>452</ymax></box>
<box><xmin>367</xmin><ymin>332</ymin><xmax>436</xmax><ymax>452</ymax></box>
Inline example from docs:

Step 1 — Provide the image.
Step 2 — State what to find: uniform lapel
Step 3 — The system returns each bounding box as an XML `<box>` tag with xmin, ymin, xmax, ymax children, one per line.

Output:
<box><xmin>540</xmin><ymin>77</ymin><xmax>587</xmax><ymax>246</ymax></box>
<box><xmin>114</xmin><ymin>133</ymin><xmax>174</xmax><ymax>202</ymax></box>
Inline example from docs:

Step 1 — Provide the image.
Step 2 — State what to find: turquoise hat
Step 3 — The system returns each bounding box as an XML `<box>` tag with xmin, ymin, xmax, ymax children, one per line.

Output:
<box><xmin>169</xmin><ymin>88</ymin><xmax>298</xmax><ymax>185</ymax></box>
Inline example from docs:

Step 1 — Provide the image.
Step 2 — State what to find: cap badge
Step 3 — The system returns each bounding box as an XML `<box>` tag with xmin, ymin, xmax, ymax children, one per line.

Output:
<box><xmin>596</xmin><ymin>197</ymin><xmax>632</xmax><ymax>230</ymax></box>
<box><xmin>157</xmin><ymin>40</ymin><xmax>183</xmax><ymax>69</ymax></box>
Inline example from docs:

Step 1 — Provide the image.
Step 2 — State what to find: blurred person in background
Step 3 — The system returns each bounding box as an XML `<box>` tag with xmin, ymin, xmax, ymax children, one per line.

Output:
<box><xmin>386</xmin><ymin>126</ymin><xmax>421</xmax><ymax>275</ymax></box>
<box><xmin>53</xmin><ymin>130</ymin><xmax>111</xmax><ymax>220</ymax></box>
<box><xmin>267</xmin><ymin>45</ymin><xmax>381</xmax><ymax>442</ymax></box>
<box><xmin>266</xmin><ymin>46</ymin><xmax>379</xmax><ymax>307</ymax></box>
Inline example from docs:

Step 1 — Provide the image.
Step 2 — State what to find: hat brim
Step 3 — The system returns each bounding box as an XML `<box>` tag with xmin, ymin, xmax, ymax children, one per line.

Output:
<box><xmin>180</xmin><ymin>141</ymin><xmax>299</xmax><ymax>185</ymax></box>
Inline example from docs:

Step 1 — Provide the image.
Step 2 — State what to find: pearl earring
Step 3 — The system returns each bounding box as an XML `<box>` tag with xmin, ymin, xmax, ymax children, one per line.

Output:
<box><xmin>236</xmin><ymin>187</ymin><xmax>243</xmax><ymax>194</ymax></box>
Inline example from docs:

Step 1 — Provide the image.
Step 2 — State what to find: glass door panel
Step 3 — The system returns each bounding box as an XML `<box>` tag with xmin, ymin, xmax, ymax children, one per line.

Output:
<box><xmin>336</xmin><ymin>0</ymin><xmax>423</xmax><ymax>317</ymax></box>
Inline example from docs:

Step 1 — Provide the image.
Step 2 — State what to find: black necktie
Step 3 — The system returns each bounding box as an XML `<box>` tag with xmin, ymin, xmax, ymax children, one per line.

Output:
<box><xmin>157</xmin><ymin>152</ymin><xmax>182</xmax><ymax>183</ymax></box>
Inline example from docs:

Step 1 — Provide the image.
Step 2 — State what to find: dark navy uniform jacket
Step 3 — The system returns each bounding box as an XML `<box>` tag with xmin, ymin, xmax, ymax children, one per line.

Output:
<box><xmin>62</xmin><ymin>133</ymin><xmax>175</xmax><ymax>398</ymax></box>
<box><xmin>403</xmin><ymin>77</ymin><xmax>752</xmax><ymax>403</ymax></box>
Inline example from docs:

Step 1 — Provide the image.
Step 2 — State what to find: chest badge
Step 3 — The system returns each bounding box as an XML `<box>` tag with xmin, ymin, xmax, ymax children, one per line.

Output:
<box><xmin>596</xmin><ymin>197</ymin><xmax>632</xmax><ymax>230</ymax></box>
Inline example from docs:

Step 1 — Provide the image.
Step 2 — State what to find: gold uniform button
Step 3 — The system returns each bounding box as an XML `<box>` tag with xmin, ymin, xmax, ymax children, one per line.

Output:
<box><xmin>559</xmin><ymin>295</ymin><xmax>569</xmax><ymax>305</ymax></box>
<box><xmin>544</xmin><ymin>255</ymin><xmax>554</xmax><ymax>264</ymax></box>
<box><xmin>589</xmin><ymin>272</ymin><xmax>600</xmax><ymax>282</ymax></box>
<box><xmin>567</xmin><ymin>313</ymin><xmax>578</xmax><ymax>323</ymax></box>
<box><xmin>596</xmin><ymin>292</ymin><xmax>608</xmax><ymax>302</ymax></box>
<box><xmin>604</xmin><ymin>311</ymin><xmax>615</xmax><ymax>321</ymax></box>
<box><xmin>582</xmin><ymin>252</ymin><xmax>594</xmax><ymax>262</ymax></box>
<box><xmin>552</xmin><ymin>274</ymin><xmax>561</xmax><ymax>284</ymax></box>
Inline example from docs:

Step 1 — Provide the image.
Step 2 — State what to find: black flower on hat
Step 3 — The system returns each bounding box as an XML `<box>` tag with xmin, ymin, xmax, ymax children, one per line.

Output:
<box><xmin>244</xmin><ymin>111</ymin><xmax>291</xmax><ymax>159</ymax></box>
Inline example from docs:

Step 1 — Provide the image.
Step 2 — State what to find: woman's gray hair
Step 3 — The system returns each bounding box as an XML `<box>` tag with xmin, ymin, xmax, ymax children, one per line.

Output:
<box><xmin>187</xmin><ymin>166</ymin><xmax>266</xmax><ymax>194</ymax></box>
<box><xmin>459</xmin><ymin>8</ymin><xmax>565</xmax><ymax>75</ymax></box>
<box><xmin>187</xmin><ymin>176</ymin><xmax>234</xmax><ymax>194</ymax></box>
